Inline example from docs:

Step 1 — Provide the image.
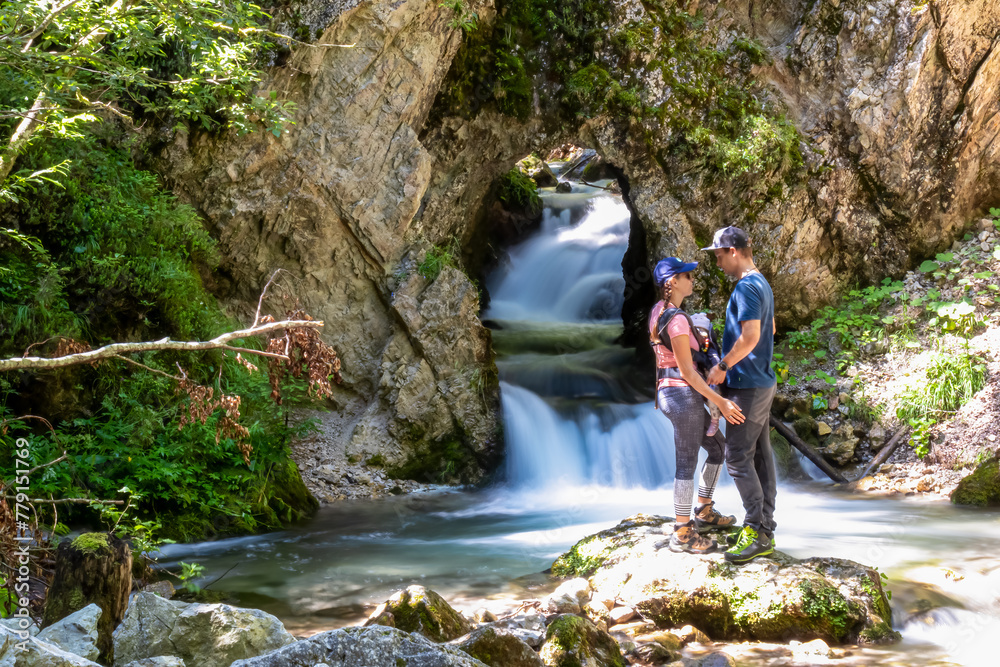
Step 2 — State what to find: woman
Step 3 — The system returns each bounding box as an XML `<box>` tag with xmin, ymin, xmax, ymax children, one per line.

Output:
<box><xmin>649</xmin><ymin>257</ymin><xmax>745</xmax><ymax>553</ymax></box>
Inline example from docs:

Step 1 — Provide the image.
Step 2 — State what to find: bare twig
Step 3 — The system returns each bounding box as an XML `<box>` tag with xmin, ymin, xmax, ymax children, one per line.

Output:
<box><xmin>25</xmin><ymin>452</ymin><xmax>68</xmax><ymax>477</ymax></box>
<box><xmin>3</xmin><ymin>496</ymin><xmax>124</xmax><ymax>505</ymax></box>
<box><xmin>254</xmin><ymin>269</ymin><xmax>284</xmax><ymax>327</ymax></box>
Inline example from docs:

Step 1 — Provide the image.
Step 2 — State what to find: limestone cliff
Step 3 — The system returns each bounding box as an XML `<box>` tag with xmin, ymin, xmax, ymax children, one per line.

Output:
<box><xmin>150</xmin><ymin>0</ymin><xmax>1000</xmax><ymax>485</ymax></box>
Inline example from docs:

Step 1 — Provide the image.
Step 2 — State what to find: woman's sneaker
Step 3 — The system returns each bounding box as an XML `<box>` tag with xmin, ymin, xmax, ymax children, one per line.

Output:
<box><xmin>667</xmin><ymin>522</ymin><xmax>717</xmax><ymax>554</ymax></box>
<box><xmin>693</xmin><ymin>501</ymin><xmax>737</xmax><ymax>531</ymax></box>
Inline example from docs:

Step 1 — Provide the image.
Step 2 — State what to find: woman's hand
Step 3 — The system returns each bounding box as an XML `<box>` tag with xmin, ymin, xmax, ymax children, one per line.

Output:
<box><xmin>717</xmin><ymin>399</ymin><xmax>745</xmax><ymax>425</ymax></box>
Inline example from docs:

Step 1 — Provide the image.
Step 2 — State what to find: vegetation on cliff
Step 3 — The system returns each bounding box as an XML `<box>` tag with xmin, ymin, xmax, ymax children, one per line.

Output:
<box><xmin>0</xmin><ymin>1</ymin><xmax>322</xmax><ymax>541</ymax></box>
<box><xmin>433</xmin><ymin>0</ymin><xmax>803</xmax><ymax>190</ymax></box>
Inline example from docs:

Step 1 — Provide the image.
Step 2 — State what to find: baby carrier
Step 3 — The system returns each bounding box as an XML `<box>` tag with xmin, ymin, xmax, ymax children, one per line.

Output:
<box><xmin>648</xmin><ymin>304</ymin><xmax>721</xmax><ymax>389</ymax></box>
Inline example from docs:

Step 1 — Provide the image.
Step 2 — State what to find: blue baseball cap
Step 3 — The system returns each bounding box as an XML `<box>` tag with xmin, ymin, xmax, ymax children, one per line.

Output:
<box><xmin>653</xmin><ymin>257</ymin><xmax>698</xmax><ymax>286</ymax></box>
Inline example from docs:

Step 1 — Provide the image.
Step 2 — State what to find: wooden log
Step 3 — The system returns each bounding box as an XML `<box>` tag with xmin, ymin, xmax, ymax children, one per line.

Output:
<box><xmin>769</xmin><ymin>416</ymin><xmax>848</xmax><ymax>483</ymax></box>
<box><xmin>42</xmin><ymin>532</ymin><xmax>131</xmax><ymax>665</ymax></box>
<box><xmin>856</xmin><ymin>426</ymin><xmax>910</xmax><ymax>481</ymax></box>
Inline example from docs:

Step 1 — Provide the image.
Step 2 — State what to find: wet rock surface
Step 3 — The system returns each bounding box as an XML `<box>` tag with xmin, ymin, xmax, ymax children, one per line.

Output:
<box><xmin>555</xmin><ymin>515</ymin><xmax>897</xmax><ymax>646</ymax></box>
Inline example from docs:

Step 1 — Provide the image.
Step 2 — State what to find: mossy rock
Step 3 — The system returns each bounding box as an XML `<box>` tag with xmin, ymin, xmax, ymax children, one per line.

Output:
<box><xmin>539</xmin><ymin>614</ymin><xmax>627</xmax><ymax>667</ymax></box>
<box><xmin>365</xmin><ymin>585</ymin><xmax>471</xmax><ymax>642</ymax></box>
<box><xmin>455</xmin><ymin>626</ymin><xmax>544</xmax><ymax>667</ymax></box>
<box><xmin>951</xmin><ymin>453</ymin><xmax>1000</xmax><ymax>506</ymax></box>
<box><xmin>552</xmin><ymin>514</ymin><xmax>666</xmax><ymax>577</ymax></box>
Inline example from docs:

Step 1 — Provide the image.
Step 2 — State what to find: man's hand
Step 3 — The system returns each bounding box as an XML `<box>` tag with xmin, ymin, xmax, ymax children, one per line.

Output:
<box><xmin>707</xmin><ymin>364</ymin><xmax>727</xmax><ymax>385</ymax></box>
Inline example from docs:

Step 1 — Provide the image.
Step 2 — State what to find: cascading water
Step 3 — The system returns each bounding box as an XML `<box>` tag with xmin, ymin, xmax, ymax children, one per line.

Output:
<box><xmin>160</xmin><ymin>167</ymin><xmax>1000</xmax><ymax>667</ymax></box>
<box><xmin>486</xmin><ymin>179</ymin><xmax>677</xmax><ymax>489</ymax></box>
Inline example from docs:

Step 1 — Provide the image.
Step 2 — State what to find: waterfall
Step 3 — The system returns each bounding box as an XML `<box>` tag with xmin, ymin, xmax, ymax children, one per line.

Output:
<box><xmin>486</xmin><ymin>180</ymin><xmax>685</xmax><ymax>490</ymax></box>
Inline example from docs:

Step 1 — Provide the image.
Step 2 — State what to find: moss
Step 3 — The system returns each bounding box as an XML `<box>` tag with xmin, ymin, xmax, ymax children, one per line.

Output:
<box><xmin>72</xmin><ymin>533</ymin><xmax>110</xmax><ymax>554</ymax></box>
<box><xmin>497</xmin><ymin>167</ymin><xmax>542</xmax><ymax>212</ymax></box>
<box><xmin>858</xmin><ymin>620</ymin><xmax>900</xmax><ymax>645</ymax></box>
<box><xmin>544</xmin><ymin>615</ymin><xmax>627</xmax><ymax>667</ymax></box>
<box><xmin>798</xmin><ymin>579</ymin><xmax>863</xmax><ymax>642</ymax></box>
<box><xmin>551</xmin><ymin>514</ymin><xmax>662</xmax><ymax>577</ymax></box>
<box><xmin>387</xmin><ymin>587</ymin><xmax>470</xmax><ymax>642</ymax></box>
<box><xmin>950</xmin><ymin>454</ymin><xmax>1000</xmax><ymax>506</ymax></box>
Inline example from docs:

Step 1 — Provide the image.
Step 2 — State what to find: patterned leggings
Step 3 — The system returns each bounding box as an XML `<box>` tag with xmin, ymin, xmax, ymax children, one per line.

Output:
<box><xmin>657</xmin><ymin>386</ymin><xmax>726</xmax><ymax>521</ymax></box>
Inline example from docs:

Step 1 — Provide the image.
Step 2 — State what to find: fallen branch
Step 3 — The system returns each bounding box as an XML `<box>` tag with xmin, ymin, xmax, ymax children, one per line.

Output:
<box><xmin>856</xmin><ymin>426</ymin><xmax>910</xmax><ymax>481</ymax></box>
<box><xmin>769</xmin><ymin>416</ymin><xmax>848</xmax><ymax>483</ymax></box>
<box><xmin>3</xmin><ymin>496</ymin><xmax>124</xmax><ymax>505</ymax></box>
<box><xmin>0</xmin><ymin>319</ymin><xmax>323</xmax><ymax>372</ymax></box>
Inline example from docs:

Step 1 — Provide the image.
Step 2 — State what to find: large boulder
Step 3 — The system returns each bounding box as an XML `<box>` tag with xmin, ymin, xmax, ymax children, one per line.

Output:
<box><xmin>121</xmin><ymin>660</ymin><xmax>186</xmax><ymax>667</ymax></box>
<box><xmin>0</xmin><ymin>624</ymin><xmax>101</xmax><ymax>666</ymax></box>
<box><xmin>37</xmin><ymin>604</ymin><xmax>101</xmax><ymax>662</ymax></box>
<box><xmin>951</xmin><ymin>452</ymin><xmax>1000</xmax><ymax>506</ymax></box>
<box><xmin>112</xmin><ymin>592</ymin><xmax>295</xmax><ymax>667</ymax></box>
<box><xmin>556</xmin><ymin>515</ymin><xmax>898</xmax><ymax>646</ymax></box>
<box><xmin>229</xmin><ymin>626</ymin><xmax>487</xmax><ymax>667</ymax></box>
<box><xmin>451</xmin><ymin>626</ymin><xmax>544</xmax><ymax>667</ymax></box>
<box><xmin>538</xmin><ymin>614</ymin><xmax>626</xmax><ymax>667</ymax></box>
<box><xmin>364</xmin><ymin>585</ymin><xmax>472</xmax><ymax>642</ymax></box>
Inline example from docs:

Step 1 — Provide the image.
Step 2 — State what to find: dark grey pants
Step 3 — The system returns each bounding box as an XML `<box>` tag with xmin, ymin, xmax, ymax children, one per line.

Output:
<box><xmin>723</xmin><ymin>384</ymin><xmax>778</xmax><ymax>535</ymax></box>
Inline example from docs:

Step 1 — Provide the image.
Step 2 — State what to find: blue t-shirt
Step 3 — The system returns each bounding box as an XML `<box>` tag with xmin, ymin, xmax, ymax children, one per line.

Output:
<box><xmin>722</xmin><ymin>272</ymin><xmax>776</xmax><ymax>388</ymax></box>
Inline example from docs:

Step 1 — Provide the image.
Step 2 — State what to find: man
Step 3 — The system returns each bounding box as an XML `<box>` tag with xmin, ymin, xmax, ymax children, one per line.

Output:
<box><xmin>703</xmin><ymin>226</ymin><xmax>777</xmax><ymax>564</ymax></box>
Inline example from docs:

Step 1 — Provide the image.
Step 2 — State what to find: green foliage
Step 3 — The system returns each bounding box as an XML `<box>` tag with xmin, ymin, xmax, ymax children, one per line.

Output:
<box><xmin>177</xmin><ymin>561</ymin><xmax>206</xmax><ymax>594</ymax></box>
<box><xmin>0</xmin><ymin>134</ymin><xmax>320</xmax><ymax>541</ymax></box>
<box><xmin>418</xmin><ymin>239</ymin><xmax>461</xmax><ymax>281</ymax></box>
<box><xmin>1</xmin><ymin>362</ymin><xmax>320</xmax><ymax>541</ymax></box>
<box><xmin>895</xmin><ymin>352</ymin><xmax>987</xmax><ymax>458</ymax></box>
<box><xmin>896</xmin><ymin>353</ymin><xmax>987</xmax><ymax>421</ymax></box>
<box><xmin>0</xmin><ymin>0</ymin><xmax>294</xmax><ymax>155</ymax></box>
<box><xmin>0</xmin><ymin>135</ymin><xmax>218</xmax><ymax>350</ymax></box>
<box><xmin>439</xmin><ymin>0</ymin><xmax>479</xmax><ymax>33</ymax></box>
<box><xmin>497</xmin><ymin>167</ymin><xmax>542</xmax><ymax>211</ymax></box>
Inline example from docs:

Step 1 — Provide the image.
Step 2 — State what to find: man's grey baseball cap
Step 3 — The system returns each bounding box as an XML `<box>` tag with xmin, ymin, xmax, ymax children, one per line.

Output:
<box><xmin>701</xmin><ymin>226</ymin><xmax>750</xmax><ymax>250</ymax></box>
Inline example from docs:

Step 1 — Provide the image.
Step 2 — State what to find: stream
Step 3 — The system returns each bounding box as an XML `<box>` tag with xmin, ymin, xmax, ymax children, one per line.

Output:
<box><xmin>162</xmin><ymin>174</ymin><xmax>1000</xmax><ymax>667</ymax></box>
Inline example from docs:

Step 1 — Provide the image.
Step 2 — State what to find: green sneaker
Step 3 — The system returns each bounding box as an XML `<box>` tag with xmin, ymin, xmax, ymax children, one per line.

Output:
<box><xmin>724</xmin><ymin>527</ymin><xmax>774</xmax><ymax>564</ymax></box>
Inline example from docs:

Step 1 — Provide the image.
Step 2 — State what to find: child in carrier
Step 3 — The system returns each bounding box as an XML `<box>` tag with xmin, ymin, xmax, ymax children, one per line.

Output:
<box><xmin>690</xmin><ymin>313</ymin><xmax>723</xmax><ymax>437</ymax></box>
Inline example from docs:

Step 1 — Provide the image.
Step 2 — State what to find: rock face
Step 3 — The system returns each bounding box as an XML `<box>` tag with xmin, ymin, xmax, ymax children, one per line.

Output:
<box><xmin>150</xmin><ymin>0</ymin><xmax>500</xmax><ymax>490</ymax></box>
<box><xmin>229</xmin><ymin>626</ymin><xmax>488</xmax><ymax>667</ymax></box>
<box><xmin>112</xmin><ymin>592</ymin><xmax>295</xmax><ymax>667</ymax></box>
<box><xmin>152</xmin><ymin>0</ymin><xmax>1000</xmax><ymax>483</ymax></box>
<box><xmin>555</xmin><ymin>515</ymin><xmax>898</xmax><ymax>645</ymax></box>
<box><xmin>364</xmin><ymin>585</ymin><xmax>473</xmax><ymax>642</ymax></box>
<box><xmin>951</xmin><ymin>451</ymin><xmax>1000</xmax><ymax>506</ymax></box>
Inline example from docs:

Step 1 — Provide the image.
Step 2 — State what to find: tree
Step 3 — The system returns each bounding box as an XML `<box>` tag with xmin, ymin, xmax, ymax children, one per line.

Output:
<box><xmin>0</xmin><ymin>0</ymin><xmax>298</xmax><ymax>194</ymax></box>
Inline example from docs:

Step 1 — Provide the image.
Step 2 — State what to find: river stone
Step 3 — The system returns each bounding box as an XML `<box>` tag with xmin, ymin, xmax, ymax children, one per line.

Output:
<box><xmin>121</xmin><ymin>659</ymin><xmax>186</xmax><ymax>667</ymax></box>
<box><xmin>486</xmin><ymin>613</ymin><xmax>547</xmax><ymax>648</ymax></box>
<box><xmin>539</xmin><ymin>614</ymin><xmax>626</xmax><ymax>667</ymax></box>
<box><xmin>543</xmin><ymin>577</ymin><xmax>591</xmax><ymax>614</ymax></box>
<box><xmin>950</xmin><ymin>452</ymin><xmax>1000</xmax><ymax>506</ymax></box>
<box><xmin>694</xmin><ymin>653</ymin><xmax>736</xmax><ymax>667</ymax></box>
<box><xmin>561</xmin><ymin>515</ymin><xmax>898</xmax><ymax>645</ymax></box>
<box><xmin>451</xmin><ymin>626</ymin><xmax>544</xmax><ymax>667</ymax></box>
<box><xmin>229</xmin><ymin>626</ymin><xmax>487</xmax><ymax>667</ymax></box>
<box><xmin>0</xmin><ymin>624</ymin><xmax>102</xmax><ymax>666</ymax></box>
<box><xmin>112</xmin><ymin>592</ymin><xmax>295</xmax><ymax>667</ymax></box>
<box><xmin>364</xmin><ymin>585</ymin><xmax>472</xmax><ymax>642</ymax></box>
<box><xmin>37</xmin><ymin>604</ymin><xmax>101</xmax><ymax>662</ymax></box>
<box><xmin>0</xmin><ymin>616</ymin><xmax>39</xmax><ymax>637</ymax></box>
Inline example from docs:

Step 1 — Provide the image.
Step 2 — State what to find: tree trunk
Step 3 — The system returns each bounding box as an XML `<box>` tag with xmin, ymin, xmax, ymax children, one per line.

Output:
<box><xmin>42</xmin><ymin>532</ymin><xmax>131</xmax><ymax>665</ymax></box>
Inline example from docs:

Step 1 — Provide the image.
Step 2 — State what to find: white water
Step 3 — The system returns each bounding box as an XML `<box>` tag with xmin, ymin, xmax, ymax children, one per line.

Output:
<box><xmin>163</xmin><ymin>177</ymin><xmax>1000</xmax><ymax>666</ymax></box>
